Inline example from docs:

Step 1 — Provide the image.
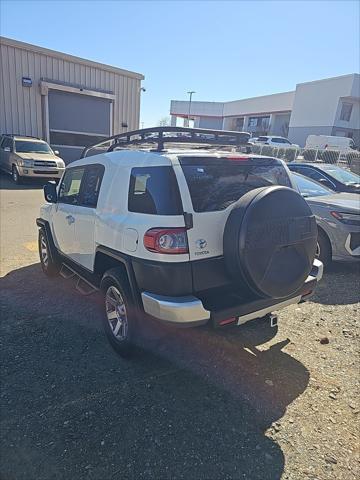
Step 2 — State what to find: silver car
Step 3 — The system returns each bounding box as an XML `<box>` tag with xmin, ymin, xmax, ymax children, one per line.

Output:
<box><xmin>293</xmin><ymin>172</ymin><xmax>360</xmax><ymax>264</ymax></box>
<box><xmin>0</xmin><ymin>135</ymin><xmax>65</xmax><ymax>184</ymax></box>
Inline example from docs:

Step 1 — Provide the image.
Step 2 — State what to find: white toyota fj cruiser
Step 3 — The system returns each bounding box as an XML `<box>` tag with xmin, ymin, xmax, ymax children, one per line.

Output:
<box><xmin>37</xmin><ymin>127</ymin><xmax>323</xmax><ymax>356</ymax></box>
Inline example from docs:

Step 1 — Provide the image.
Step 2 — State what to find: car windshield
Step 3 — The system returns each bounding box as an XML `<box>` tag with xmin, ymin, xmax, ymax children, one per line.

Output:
<box><xmin>318</xmin><ymin>165</ymin><xmax>360</xmax><ymax>185</ymax></box>
<box><xmin>293</xmin><ymin>173</ymin><xmax>332</xmax><ymax>198</ymax></box>
<box><xmin>181</xmin><ymin>157</ymin><xmax>292</xmax><ymax>212</ymax></box>
<box><xmin>15</xmin><ymin>140</ymin><xmax>52</xmax><ymax>154</ymax></box>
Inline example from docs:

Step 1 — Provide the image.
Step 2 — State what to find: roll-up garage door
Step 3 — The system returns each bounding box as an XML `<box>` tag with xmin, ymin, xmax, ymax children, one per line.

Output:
<box><xmin>48</xmin><ymin>90</ymin><xmax>111</xmax><ymax>163</ymax></box>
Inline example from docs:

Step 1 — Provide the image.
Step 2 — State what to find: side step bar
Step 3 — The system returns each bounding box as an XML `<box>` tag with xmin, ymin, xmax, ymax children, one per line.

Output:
<box><xmin>60</xmin><ymin>264</ymin><xmax>98</xmax><ymax>296</ymax></box>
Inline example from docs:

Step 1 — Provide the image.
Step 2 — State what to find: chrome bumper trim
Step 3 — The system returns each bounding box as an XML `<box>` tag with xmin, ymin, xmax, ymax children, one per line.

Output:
<box><xmin>307</xmin><ymin>258</ymin><xmax>323</xmax><ymax>283</ymax></box>
<box><xmin>141</xmin><ymin>292</ymin><xmax>210</xmax><ymax>324</ymax></box>
<box><xmin>142</xmin><ymin>259</ymin><xmax>323</xmax><ymax>326</ymax></box>
<box><xmin>237</xmin><ymin>296</ymin><xmax>302</xmax><ymax>326</ymax></box>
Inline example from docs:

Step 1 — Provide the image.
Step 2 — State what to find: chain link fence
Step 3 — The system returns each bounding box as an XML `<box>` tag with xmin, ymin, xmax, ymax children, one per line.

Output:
<box><xmin>250</xmin><ymin>144</ymin><xmax>360</xmax><ymax>175</ymax></box>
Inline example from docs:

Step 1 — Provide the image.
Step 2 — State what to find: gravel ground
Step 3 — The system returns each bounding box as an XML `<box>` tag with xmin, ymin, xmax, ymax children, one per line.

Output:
<box><xmin>0</xmin><ymin>176</ymin><xmax>359</xmax><ymax>480</ymax></box>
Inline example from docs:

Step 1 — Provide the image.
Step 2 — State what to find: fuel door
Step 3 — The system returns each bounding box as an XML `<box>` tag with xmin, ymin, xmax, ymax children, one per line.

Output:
<box><xmin>123</xmin><ymin>228</ymin><xmax>139</xmax><ymax>252</ymax></box>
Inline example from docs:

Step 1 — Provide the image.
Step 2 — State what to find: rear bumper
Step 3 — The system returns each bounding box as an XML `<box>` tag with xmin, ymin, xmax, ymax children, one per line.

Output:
<box><xmin>18</xmin><ymin>166</ymin><xmax>64</xmax><ymax>179</ymax></box>
<box><xmin>141</xmin><ymin>259</ymin><xmax>323</xmax><ymax>326</ymax></box>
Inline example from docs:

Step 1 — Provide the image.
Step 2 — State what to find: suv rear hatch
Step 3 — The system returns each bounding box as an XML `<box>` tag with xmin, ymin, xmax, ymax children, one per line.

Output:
<box><xmin>176</xmin><ymin>155</ymin><xmax>294</xmax><ymax>262</ymax></box>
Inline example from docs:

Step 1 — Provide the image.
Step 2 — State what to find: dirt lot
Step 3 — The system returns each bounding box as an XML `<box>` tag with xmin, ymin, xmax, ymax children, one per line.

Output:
<box><xmin>0</xmin><ymin>174</ymin><xmax>359</xmax><ymax>480</ymax></box>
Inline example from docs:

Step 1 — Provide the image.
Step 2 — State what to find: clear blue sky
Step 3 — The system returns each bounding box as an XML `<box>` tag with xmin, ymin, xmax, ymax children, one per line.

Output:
<box><xmin>1</xmin><ymin>0</ymin><xmax>359</xmax><ymax>127</ymax></box>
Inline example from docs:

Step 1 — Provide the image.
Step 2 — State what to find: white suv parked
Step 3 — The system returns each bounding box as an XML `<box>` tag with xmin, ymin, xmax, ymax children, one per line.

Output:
<box><xmin>253</xmin><ymin>136</ymin><xmax>299</xmax><ymax>148</ymax></box>
<box><xmin>37</xmin><ymin>127</ymin><xmax>323</xmax><ymax>356</ymax></box>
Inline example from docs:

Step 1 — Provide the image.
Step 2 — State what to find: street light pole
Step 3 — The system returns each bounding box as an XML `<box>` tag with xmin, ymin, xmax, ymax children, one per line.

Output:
<box><xmin>187</xmin><ymin>90</ymin><xmax>195</xmax><ymax>127</ymax></box>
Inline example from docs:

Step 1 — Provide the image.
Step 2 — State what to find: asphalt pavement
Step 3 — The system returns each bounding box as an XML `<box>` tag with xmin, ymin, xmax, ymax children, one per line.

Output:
<box><xmin>0</xmin><ymin>172</ymin><xmax>359</xmax><ymax>480</ymax></box>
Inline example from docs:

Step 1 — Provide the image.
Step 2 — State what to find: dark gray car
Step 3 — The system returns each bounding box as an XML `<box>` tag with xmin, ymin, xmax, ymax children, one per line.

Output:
<box><xmin>293</xmin><ymin>173</ymin><xmax>360</xmax><ymax>264</ymax></box>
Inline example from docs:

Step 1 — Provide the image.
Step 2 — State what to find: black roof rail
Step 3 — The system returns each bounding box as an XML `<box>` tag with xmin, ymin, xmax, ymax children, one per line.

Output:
<box><xmin>2</xmin><ymin>133</ymin><xmax>42</xmax><ymax>140</ymax></box>
<box><xmin>80</xmin><ymin>126</ymin><xmax>251</xmax><ymax>158</ymax></box>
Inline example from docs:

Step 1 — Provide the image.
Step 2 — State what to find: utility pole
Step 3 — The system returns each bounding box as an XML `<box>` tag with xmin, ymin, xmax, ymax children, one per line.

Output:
<box><xmin>187</xmin><ymin>91</ymin><xmax>195</xmax><ymax>127</ymax></box>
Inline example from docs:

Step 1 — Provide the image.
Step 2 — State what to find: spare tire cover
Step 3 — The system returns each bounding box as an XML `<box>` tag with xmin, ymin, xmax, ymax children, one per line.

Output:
<box><xmin>223</xmin><ymin>186</ymin><xmax>317</xmax><ymax>299</ymax></box>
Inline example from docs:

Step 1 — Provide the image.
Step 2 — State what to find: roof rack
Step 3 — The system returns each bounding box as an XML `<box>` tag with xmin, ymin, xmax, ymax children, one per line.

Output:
<box><xmin>80</xmin><ymin>126</ymin><xmax>251</xmax><ymax>158</ymax></box>
<box><xmin>2</xmin><ymin>133</ymin><xmax>41</xmax><ymax>140</ymax></box>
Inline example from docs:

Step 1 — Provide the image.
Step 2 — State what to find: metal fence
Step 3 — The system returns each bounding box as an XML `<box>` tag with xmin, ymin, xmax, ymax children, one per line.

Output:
<box><xmin>250</xmin><ymin>144</ymin><xmax>360</xmax><ymax>175</ymax></box>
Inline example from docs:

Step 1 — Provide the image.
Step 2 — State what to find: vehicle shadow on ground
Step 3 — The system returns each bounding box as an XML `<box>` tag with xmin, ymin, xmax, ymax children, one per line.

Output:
<box><xmin>0</xmin><ymin>174</ymin><xmax>46</xmax><ymax>190</ymax></box>
<box><xmin>311</xmin><ymin>261</ymin><xmax>360</xmax><ymax>305</ymax></box>
<box><xmin>0</xmin><ymin>263</ymin><xmax>310</xmax><ymax>480</ymax></box>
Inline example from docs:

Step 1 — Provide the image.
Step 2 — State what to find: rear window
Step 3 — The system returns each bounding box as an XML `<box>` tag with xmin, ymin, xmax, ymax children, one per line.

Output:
<box><xmin>128</xmin><ymin>166</ymin><xmax>183</xmax><ymax>215</ymax></box>
<box><xmin>180</xmin><ymin>157</ymin><xmax>292</xmax><ymax>212</ymax></box>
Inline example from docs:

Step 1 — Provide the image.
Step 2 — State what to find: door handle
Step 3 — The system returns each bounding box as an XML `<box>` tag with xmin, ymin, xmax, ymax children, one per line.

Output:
<box><xmin>66</xmin><ymin>215</ymin><xmax>75</xmax><ymax>225</ymax></box>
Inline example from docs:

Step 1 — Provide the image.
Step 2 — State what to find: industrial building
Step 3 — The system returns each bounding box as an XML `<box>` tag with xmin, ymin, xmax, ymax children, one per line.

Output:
<box><xmin>0</xmin><ymin>37</ymin><xmax>144</xmax><ymax>162</ymax></box>
<box><xmin>170</xmin><ymin>74</ymin><xmax>360</xmax><ymax>147</ymax></box>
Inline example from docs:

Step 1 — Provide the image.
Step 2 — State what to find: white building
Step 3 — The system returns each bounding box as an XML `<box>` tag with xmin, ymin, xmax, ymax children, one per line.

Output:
<box><xmin>170</xmin><ymin>74</ymin><xmax>360</xmax><ymax>147</ymax></box>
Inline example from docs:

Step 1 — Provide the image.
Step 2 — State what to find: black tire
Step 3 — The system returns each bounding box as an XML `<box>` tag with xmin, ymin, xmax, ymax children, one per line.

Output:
<box><xmin>100</xmin><ymin>268</ymin><xmax>138</xmax><ymax>357</ymax></box>
<box><xmin>38</xmin><ymin>229</ymin><xmax>60</xmax><ymax>276</ymax></box>
<box><xmin>316</xmin><ymin>229</ymin><xmax>332</xmax><ymax>266</ymax></box>
<box><xmin>12</xmin><ymin>165</ymin><xmax>23</xmax><ymax>184</ymax></box>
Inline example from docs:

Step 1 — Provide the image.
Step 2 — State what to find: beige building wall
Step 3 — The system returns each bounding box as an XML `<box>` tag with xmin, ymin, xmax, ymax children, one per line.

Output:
<box><xmin>0</xmin><ymin>36</ymin><xmax>144</xmax><ymax>142</ymax></box>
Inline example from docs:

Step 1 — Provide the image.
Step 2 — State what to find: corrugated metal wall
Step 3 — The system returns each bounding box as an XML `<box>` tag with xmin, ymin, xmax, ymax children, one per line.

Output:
<box><xmin>0</xmin><ymin>37</ymin><xmax>142</xmax><ymax>138</ymax></box>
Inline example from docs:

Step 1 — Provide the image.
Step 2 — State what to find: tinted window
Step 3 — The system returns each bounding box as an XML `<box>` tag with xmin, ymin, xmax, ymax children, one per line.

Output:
<box><xmin>15</xmin><ymin>141</ymin><xmax>52</xmax><ymax>153</ymax></box>
<box><xmin>181</xmin><ymin>158</ymin><xmax>292</xmax><ymax>212</ymax></box>
<box><xmin>294</xmin><ymin>174</ymin><xmax>332</xmax><ymax>197</ymax></box>
<box><xmin>318</xmin><ymin>165</ymin><xmax>360</xmax><ymax>185</ymax></box>
<box><xmin>128</xmin><ymin>167</ymin><xmax>182</xmax><ymax>215</ymax></box>
<box><xmin>81</xmin><ymin>164</ymin><xmax>105</xmax><ymax>208</ymax></box>
<box><xmin>1</xmin><ymin>137</ymin><xmax>13</xmax><ymax>149</ymax></box>
<box><xmin>340</xmin><ymin>103</ymin><xmax>353</xmax><ymax>121</ymax></box>
<box><xmin>273</xmin><ymin>138</ymin><xmax>291</xmax><ymax>144</ymax></box>
<box><xmin>299</xmin><ymin>167</ymin><xmax>329</xmax><ymax>183</ymax></box>
<box><xmin>58</xmin><ymin>167</ymin><xmax>85</xmax><ymax>205</ymax></box>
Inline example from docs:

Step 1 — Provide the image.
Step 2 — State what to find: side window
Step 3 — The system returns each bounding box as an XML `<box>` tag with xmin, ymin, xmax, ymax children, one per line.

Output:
<box><xmin>303</xmin><ymin>168</ymin><xmax>328</xmax><ymax>183</ymax></box>
<box><xmin>58</xmin><ymin>167</ymin><xmax>85</xmax><ymax>205</ymax></box>
<box><xmin>1</xmin><ymin>137</ymin><xmax>12</xmax><ymax>149</ymax></box>
<box><xmin>128</xmin><ymin>166</ymin><xmax>183</xmax><ymax>215</ymax></box>
<box><xmin>80</xmin><ymin>164</ymin><xmax>105</xmax><ymax>208</ymax></box>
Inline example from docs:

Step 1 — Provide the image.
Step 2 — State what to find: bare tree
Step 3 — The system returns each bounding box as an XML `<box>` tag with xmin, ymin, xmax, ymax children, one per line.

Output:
<box><xmin>158</xmin><ymin>116</ymin><xmax>171</xmax><ymax>127</ymax></box>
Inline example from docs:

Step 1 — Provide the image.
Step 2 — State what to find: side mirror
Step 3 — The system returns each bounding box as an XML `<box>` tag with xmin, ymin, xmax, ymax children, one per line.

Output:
<box><xmin>44</xmin><ymin>181</ymin><xmax>58</xmax><ymax>203</ymax></box>
<box><xmin>54</xmin><ymin>150</ymin><xmax>60</xmax><ymax>156</ymax></box>
<box><xmin>4</xmin><ymin>147</ymin><xmax>10</xmax><ymax>152</ymax></box>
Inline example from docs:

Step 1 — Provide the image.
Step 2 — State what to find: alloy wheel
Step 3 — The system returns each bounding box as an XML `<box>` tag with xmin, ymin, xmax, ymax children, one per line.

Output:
<box><xmin>105</xmin><ymin>286</ymin><xmax>128</xmax><ymax>341</ymax></box>
<box><xmin>40</xmin><ymin>234</ymin><xmax>49</xmax><ymax>267</ymax></box>
<box><xmin>12</xmin><ymin>167</ymin><xmax>18</xmax><ymax>183</ymax></box>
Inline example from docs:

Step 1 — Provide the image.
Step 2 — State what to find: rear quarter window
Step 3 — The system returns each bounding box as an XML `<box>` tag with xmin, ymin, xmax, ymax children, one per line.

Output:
<box><xmin>180</xmin><ymin>158</ymin><xmax>292</xmax><ymax>212</ymax></box>
<box><xmin>128</xmin><ymin>166</ymin><xmax>183</xmax><ymax>215</ymax></box>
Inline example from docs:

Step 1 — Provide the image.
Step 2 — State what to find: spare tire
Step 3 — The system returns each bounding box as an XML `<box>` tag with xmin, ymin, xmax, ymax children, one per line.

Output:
<box><xmin>223</xmin><ymin>186</ymin><xmax>317</xmax><ymax>299</ymax></box>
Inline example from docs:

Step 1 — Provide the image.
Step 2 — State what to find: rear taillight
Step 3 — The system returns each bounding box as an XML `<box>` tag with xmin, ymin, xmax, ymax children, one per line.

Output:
<box><xmin>144</xmin><ymin>228</ymin><xmax>189</xmax><ymax>254</ymax></box>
